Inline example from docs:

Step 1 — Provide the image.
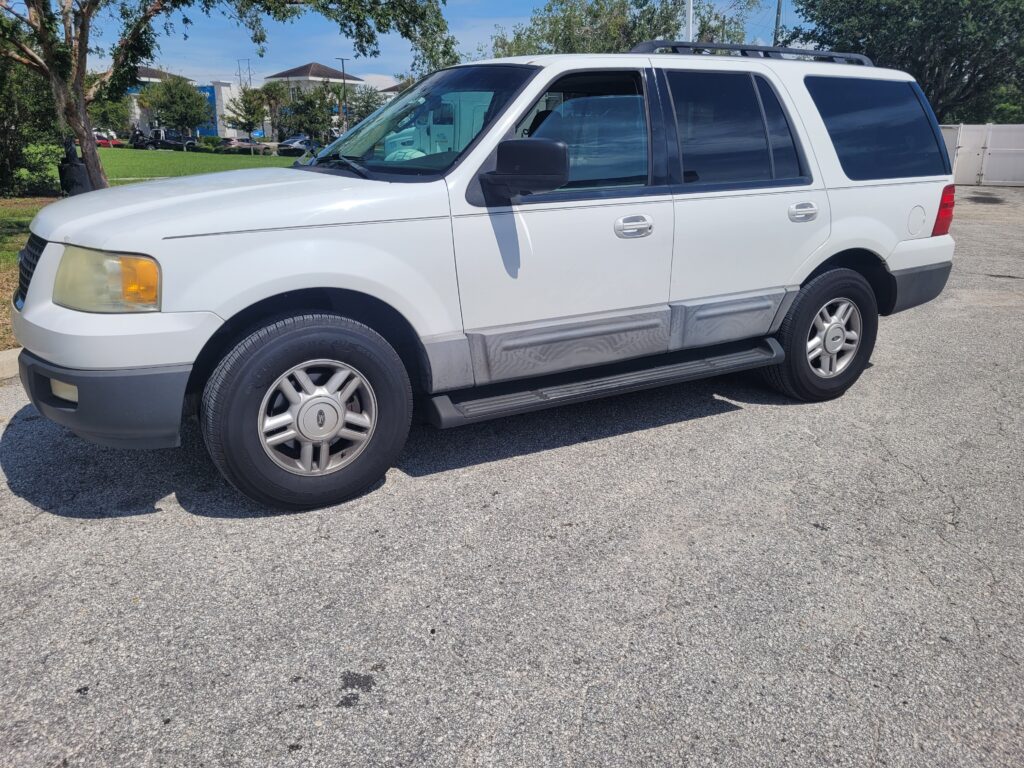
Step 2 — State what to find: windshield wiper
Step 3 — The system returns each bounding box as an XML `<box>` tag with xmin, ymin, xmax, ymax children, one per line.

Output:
<box><xmin>316</xmin><ymin>154</ymin><xmax>370</xmax><ymax>179</ymax></box>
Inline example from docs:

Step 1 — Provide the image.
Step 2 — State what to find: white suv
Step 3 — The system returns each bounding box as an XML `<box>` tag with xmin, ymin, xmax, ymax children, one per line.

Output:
<box><xmin>13</xmin><ymin>42</ymin><xmax>956</xmax><ymax>508</ymax></box>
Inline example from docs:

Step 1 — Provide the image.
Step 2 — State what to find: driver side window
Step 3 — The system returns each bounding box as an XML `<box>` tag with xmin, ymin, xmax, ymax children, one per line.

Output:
<box><xmin>515</xmin><ymin>71</ymin><xmax>649</xmax><ymax>191</ymax></box>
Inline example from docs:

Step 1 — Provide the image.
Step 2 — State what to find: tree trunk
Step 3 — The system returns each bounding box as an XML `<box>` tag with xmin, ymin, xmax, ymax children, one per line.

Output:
<box><xmin>51</xmin><ymin>76</ymin><xmax>108</xmax><ymax>189</ymax></box>
<box><xmin>71</xmin><ymin>118</ymin><xmax>107</xmax><ymax>189</ymax></box>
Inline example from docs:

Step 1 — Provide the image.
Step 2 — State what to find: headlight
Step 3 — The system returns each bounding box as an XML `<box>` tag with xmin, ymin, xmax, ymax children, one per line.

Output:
<box><xmin>53</xmin><ymin>246</ymin><xmax>160</xmax><ymax>313</ymax></box>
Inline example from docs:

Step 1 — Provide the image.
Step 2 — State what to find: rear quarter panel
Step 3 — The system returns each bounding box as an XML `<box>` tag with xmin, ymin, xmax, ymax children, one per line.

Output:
<box><xmin>767</xmin><ymin>62</ymin><xmax>954</xmax><ymax>282</ymax></box>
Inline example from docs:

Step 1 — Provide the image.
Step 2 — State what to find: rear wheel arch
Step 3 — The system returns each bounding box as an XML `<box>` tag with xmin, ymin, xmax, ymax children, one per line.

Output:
<box><xmin>185</xmin><ymin>288</ymin><xmax>430</xmax><ymax>413</ymax></box>
<box><xmin>803</xmin><ymin>248</ymin><xmax>898</xmax><ymax>315</ymax></box>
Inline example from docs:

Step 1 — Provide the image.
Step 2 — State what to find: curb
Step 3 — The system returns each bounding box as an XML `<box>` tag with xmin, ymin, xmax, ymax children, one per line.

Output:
<box><xmin>0</xmin><ymin>347</ymin><xmax>21</xmax><ymax>380</ymax></box>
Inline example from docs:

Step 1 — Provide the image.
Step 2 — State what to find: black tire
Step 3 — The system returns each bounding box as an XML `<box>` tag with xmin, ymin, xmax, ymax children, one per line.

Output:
<box><xmin>763</xmin><ymin>268</ymin><xmax>878</xmax><ymax>402</ymax></box>
<box><xmin>201</xmin><ymin>314</ymin><xmax>412</xmax><ymax>509</ymax></box>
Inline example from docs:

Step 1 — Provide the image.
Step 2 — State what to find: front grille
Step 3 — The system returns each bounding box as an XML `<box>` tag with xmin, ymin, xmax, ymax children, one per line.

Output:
<box><xmin>15</xmin><ymin>233</ymin><xmax>46</xmax><ymax>307</ymax></box>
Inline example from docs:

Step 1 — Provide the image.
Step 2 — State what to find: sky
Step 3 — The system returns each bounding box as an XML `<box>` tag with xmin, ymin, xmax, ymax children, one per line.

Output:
<box><xmin>89</xmin><ymin>0</ymin><xmax>800</xmax><ymax>90</ymax></box>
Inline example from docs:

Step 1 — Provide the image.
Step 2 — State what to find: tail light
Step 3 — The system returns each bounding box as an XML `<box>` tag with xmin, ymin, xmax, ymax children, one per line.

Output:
<box><xmin>931</xmin><ymin>184</ymin><xmax>955</xmax><ymax>236</ymax></box>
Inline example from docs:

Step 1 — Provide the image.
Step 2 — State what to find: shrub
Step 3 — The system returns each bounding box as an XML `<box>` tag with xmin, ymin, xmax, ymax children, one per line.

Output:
<box><xmin>12</xmin><ymin>143</ymin><xmax>62</xmax><ymax>196</ymax></box>
<box><xmin>198</xmin><ymin>135</ymin><xmax>222</xmax><ymax>150</ymax></box>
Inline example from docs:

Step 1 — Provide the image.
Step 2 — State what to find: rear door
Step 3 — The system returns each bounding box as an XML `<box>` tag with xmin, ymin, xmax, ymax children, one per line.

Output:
<box><xmin>659</xmin><ymin>64</ymin><xmax>831</xmax><ymax>348</ymax></box>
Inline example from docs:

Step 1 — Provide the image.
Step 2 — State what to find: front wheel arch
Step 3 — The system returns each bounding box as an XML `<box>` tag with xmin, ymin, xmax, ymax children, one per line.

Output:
<box><xmin>185</xmin><ymin>288</ymin><xmax>429</xmax><ymax>415</ymax></box>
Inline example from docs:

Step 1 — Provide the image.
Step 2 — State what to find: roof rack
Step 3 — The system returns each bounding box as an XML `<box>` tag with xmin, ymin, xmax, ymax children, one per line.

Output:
<box><xmin>630</xmin><ymin>40</ymin><xmax>873</xmax><ymax>67</ymax></box>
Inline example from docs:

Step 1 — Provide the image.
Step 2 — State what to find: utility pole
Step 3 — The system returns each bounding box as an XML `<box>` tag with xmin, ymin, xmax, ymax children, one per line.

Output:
<box><xmin>236</xmin><ymin>58</ymin><xmax>252</xmax><ymax>89</ymax></box>
<box><xmin>685</xmin><ymin>0</ymin><xmax>694</xmax><ymax>42</ymax></box>
<box><xmin>773</xmin><ymin>0</ymin><xmax>783</xmax><ymax>46</ymax></box>
<box><xmin>335</xmin><ymin>56</ymin><xmax>350</xmax><ymax>131</ymax></box>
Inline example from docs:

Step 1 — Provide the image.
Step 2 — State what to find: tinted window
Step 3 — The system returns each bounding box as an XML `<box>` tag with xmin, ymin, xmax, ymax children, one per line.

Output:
<box><xmin>805</xmin><ymin>76</ymin><xmax>947</xmax><ymax>180</ymax></box>
<box><xmin>667</xmin><ymin>71</ymin><xmax>771</xmax><ymax>185</ymax></box>
<box><xmin>756</xmin><ymin>78</ymin><xmax>803</xmax><ymax>179</ymax></box>
<box><xmin>516</xmin><ymin>71</ymin><xmax>648</xmax><ymax>190</ymax></box>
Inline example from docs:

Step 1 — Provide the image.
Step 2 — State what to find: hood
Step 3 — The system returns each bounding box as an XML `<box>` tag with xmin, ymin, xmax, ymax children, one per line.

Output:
<box><xmin>31</xmin><ymin>167</ymin><xmax>450</xmax><ymax>251</ymax></box>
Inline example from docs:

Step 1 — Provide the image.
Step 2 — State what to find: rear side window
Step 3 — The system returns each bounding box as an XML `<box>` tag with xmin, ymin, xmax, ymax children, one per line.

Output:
<box><xmin>666</xmin><ymin>71</ymin><xmax>804</xmax><ymax>186</ymax></box>
<box><xmin>756</xmin><ymin>78</ymin><xmax>802</xmax><ymax>180</ymax></box>
<box><xmin>805</xmin><ymin>76</ymin><xmax>948</xmax><ymax>180</ymax></box>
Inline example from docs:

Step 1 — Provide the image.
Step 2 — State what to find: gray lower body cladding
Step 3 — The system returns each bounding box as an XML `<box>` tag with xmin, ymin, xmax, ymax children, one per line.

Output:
<box><xmin>890</xmin><ymin>261</ymin><xmax>953</xmax><ymax>314</ymax></box>
<box><xmin>19</xmin><ymin>351</ymin><xmax>190</xmax><ymax>449</ymax></box>
<box><xmin>424</xmin><ymin>288</ymin><xmax>796</xmax><ymax>392</ymax></box>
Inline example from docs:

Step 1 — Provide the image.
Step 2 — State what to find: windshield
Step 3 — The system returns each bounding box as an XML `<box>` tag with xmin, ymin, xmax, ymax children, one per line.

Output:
<box><xmin>311</xmin><ymin>65</ymin><xmax>536</xmax><ymax>177</ymax></box>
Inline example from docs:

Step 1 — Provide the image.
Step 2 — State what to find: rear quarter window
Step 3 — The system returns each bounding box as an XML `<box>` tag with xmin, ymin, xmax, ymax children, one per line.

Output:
<box><xmin>805</xmin><ymin>76</ymin><xmax>949</xmax><ymax>181</ymax></box>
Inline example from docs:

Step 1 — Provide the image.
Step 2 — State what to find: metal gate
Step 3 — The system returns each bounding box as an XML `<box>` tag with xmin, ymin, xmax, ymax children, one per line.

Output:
<box><xmin>941</xmin><ymin>124</ymin><xmax>1024</xmax><ymax>186</ymax></box>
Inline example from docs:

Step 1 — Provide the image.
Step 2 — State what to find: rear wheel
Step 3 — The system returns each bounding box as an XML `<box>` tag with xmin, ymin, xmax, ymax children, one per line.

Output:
<box><xmin>763</xmin><ymin>268</ymin><xmax>878</xmax><ymax>401</ymax></box>
<box><xmin>201</xmin><ymin>314</ymin><xmax>412</xmax><ymax>509</ymax></box>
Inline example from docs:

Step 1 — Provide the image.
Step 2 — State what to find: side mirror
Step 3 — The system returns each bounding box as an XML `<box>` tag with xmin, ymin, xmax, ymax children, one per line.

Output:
<box><xmin>481</xmin><ymin>138</ymin><xmax>569</xmax><ymax>197</ymax></box>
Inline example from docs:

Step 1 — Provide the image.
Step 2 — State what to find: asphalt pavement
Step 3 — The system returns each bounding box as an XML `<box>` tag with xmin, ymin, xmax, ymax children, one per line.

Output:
<box><xmin>1</xmin><ymin>188</ymin><xmax>1022</xmax><ymax>767</ymax></box>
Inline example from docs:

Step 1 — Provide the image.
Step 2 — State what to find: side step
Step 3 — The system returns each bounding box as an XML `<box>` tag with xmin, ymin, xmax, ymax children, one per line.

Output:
<box><xmin>426</xmin><ymin>337</ymin><xmax>783</xmax><ymax>428</ymax></box>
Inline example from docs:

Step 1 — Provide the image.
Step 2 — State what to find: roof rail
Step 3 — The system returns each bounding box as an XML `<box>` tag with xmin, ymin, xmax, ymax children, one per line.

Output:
<box><xmin>630</xmin><ymin>40</ymin><xmax>873</xmax><ymax>67</ymax></box>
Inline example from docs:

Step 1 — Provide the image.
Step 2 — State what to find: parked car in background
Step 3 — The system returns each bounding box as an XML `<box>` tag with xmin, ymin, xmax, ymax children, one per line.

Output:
<box><xmin>14</xmin><ymin>44</ymin><xmax>955</xmax><ymax>510</ymax></box>
<box><xmin>218</xmin><ymin>137</ymin><xmax>273</xmax><ymax>156</ymax></box>
<box><xmin>94</xmin><ymin>134</ymin><xmax>124</xmax><ymax>148</ymax></box>
<box><xmin>128</xmin><ymin>129</ymin><xmax>148</xmax><ymax>150</ymax></box>
<box><xmin>130</xmin><ymin>128</ymin><xmax>197</xmax><ymax>151</ymax></box>
<box><xmin>152</xmin><ymin>129</ymin><xmax>197</xmax><ymax>151</ymax></box>
<box><xmin>277</xmin><ymin>137</ymin><xmax>322</xmax><ymax>157</ymax></box>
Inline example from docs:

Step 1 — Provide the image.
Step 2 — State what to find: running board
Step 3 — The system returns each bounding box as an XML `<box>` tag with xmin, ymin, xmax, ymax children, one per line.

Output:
<box><xmin>426</xmin><ymin>337</ymin><xmax>783</xmax><ymax>428</ymax></box>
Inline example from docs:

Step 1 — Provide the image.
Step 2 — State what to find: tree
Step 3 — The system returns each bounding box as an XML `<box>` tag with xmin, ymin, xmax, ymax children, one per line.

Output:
<box><xmin>348</xmin><ymin>84</ymin><xmax>387</xmax><ymax>124</ymax></box>
<box><xmin>788</xmin><ymin>0</ymin><xmax>1024</xmax><ymax>121</ymax></box>
<box><xmin>225</xmin><ymin>86</ymin><xmax>267</xmax><ymax>150</ymax></box>
<box><xmin>0</xmin><ymin>53</ymin><xmax>60</xmax><ymax>194</ymax></box>
<box><xmin>260</xmin><ymin>80</ymin><xmax>290</xmax><ymax>140</ymax></box>
<box><xmin>140</xmin><ymin>76</ymin><xmax>212</xmax><ymax>140</ymax></box>
<box><xmin>988</xmin><ymin>83</ymin><xmax>1024</xmax><ymax>123</ymax></box>
<box><xmin>86</xmin><ymin>78</ymin><xmax>131</xmax><ymax>136</ymax></box>
<box><xmin>0</xmin><ymin>0</ymin><xmax>459</xmax><ymax>189</ymax></box>
<box><xmin>408</xmin><ymin>22</ymin><xmax>460</xmax><ymax>76</ymax></box>
<box><xmin>694</xmin><ymin>0</ymin><xmax>762</xmax><ymax>43</ymax></box>
<box><xmin>286</xmin><ymin>85</ymin><xmax>334</xmax><ymax>143</ymax></box>
<box><xmin>487</xmin><ymin>0</ymin><xmax>762</xmax><ymax>57</ymax></box>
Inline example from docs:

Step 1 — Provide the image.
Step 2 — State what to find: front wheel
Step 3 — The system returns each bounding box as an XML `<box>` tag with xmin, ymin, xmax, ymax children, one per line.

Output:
<box><xmin>201</xmin><ymin>314</ymin><xmax>412</xmax><ymax>509</ymax></box>
<box><xmin>763</xmin><ymin>268</ymin><xmax>878</xmax><ymax>402</ymax></box>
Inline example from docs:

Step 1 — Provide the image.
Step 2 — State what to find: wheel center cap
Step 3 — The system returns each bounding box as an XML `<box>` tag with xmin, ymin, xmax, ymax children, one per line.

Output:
<box><xmin>297</xmin><ymin>398</ymin><xmax>342</xmax><ymax>440</ymax></box>
<box><xmin>824</xmin><ymin>323</ymin><xmax>846</xmax><ymax>354</ymax></box>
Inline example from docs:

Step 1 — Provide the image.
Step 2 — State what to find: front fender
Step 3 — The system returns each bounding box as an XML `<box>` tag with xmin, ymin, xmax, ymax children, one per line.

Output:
<box><xmin>159</xmin><ymin>218</ymin><xmax>463</xmax><ymax>339</ymax></box>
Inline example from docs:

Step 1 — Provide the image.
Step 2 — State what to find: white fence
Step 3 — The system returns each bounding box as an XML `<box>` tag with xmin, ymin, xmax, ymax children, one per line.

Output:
<box><xmin>940</xmin><ymin>124</ymin><xmax>1024</xmax><ymax>186</ymax></box>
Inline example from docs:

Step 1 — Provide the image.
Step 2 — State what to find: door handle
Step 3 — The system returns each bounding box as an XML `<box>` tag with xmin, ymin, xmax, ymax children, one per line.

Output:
<box><xmin>614</xmin><ymin>214</ymin><xmax>654</xmax><ymax>238</ymax></box>
<box><xmin>788</xmin><ymin>202</ymin><xmax>818</xmax><ymax>222</ymax></box>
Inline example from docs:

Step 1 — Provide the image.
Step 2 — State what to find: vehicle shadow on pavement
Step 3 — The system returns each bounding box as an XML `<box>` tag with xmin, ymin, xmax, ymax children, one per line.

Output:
<box><xmin>397</xmin><ymin>373</ymin><xmax>794</xmax><ymax>476</ymax></box>
<box><xmin>0</xmin><ymin>408</ymin><xmax>268</xmax><ymax>519</ymax></box>
<box><xmin>1</xmin><ymin>373</ymin><xmax>796</xmax><ymax>518</ymax></box>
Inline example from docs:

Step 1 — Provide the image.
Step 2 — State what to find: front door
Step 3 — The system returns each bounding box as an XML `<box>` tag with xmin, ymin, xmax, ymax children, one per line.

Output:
<box><xmin>450</xmin><ymin>69</ymin><xmax>675</xmax><ymax>384</ymax></box>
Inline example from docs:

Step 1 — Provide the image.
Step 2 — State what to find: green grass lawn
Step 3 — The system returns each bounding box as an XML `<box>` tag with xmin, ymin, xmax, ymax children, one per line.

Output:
<box><xmin>1</xmin><ymin>197</ymin><xmax>52</xmax><ymax>349</ymax></box>
<box><xmin>0</xmin><ymin>197</ymin><xmax>49</xmax><ymax>268</ymax></box>
<box><xmin>99</xmin><ymin>147</ymin><xmax>293</xmax><ymax>184</ymax></box>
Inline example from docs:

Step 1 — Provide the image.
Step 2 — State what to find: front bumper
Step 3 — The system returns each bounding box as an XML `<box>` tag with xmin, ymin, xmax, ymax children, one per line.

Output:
<box><xmin>19</xmin><ymin>351</ymin><xmax>191</xmax><ymax>449</ymax></box>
